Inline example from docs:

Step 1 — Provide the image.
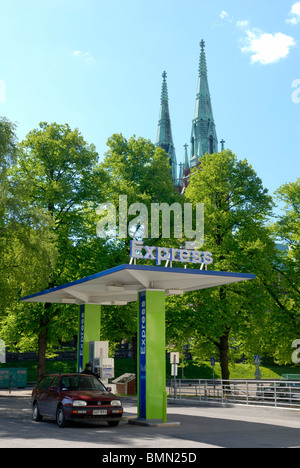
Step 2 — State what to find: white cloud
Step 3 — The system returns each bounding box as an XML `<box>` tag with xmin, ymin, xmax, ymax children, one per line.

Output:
<box><xmin>236</xmin><ymin>20</ymin><xmax>249</xmax><ymax>29</ymax></box>
<box><xmin>286</xmin><ymin>2</ymin><xmax>300</xmax><ymax>25</ymax></box>
<box><xmin>220</xmin><ymin>10</ymin><xmax>229</xmax><ymax>19</ymax></box>
<box><xmin>219</xmin><ymin>10</ymin><xmax>233</xmax><ymax>23</ymax></box>
<box><xmin>241</xmin><ymin>29</ymin><xmax>295</xmax><ymax>64</ymax></box>
<box><xmin>72</xmin><ymin>50</ymin><xmax>94</xmax><ymax>63</ymax></box>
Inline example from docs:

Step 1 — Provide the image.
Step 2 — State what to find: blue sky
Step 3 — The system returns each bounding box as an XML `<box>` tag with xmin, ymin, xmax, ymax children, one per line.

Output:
<box><xmin>0</xmin><ymin>0</ymin><xmax>299</xmax><ymax>205</ymax></box>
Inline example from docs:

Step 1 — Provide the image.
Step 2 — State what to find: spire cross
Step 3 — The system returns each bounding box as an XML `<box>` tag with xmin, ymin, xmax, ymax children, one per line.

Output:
<box><xmin>198</xmin><ymin>40</ymin><xmax>207</xmax><ymax>76</ymax></box>
<box><xmin>162</xmin><ymin>71</ymin><xmax>167</xmax><ymax>81</ymax></box>
<box><xmin>220</xmin><ymin>139</ymin><xmax>225</xmax><ymax>150</ymax></box>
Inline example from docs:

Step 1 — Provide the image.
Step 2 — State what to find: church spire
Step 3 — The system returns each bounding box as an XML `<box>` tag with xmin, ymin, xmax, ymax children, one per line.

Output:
<box><xmin>184</xmin><ymin>143</ymin><xmax>189</xmax><ymax>170</ymax></box>
<box><xmin>190</xmin><ymin>40</ymin><xmax>218</xmax><ymax>167</ymax></box>
<box><xmin>156</xmin><ymin>71</ymin><xmax>177</xmax><ymax>183</ymax></box>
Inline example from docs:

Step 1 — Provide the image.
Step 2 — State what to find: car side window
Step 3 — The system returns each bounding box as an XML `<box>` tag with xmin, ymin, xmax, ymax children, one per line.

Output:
<box><xmin>39</xmin><ymin>376</ymin><xmax>53</xmax><ymax>390</ymax></box>
<box><xmin>50</xmin><ymin>376</ymin><xmax>59</xmax><ymax>390</ymax></box>
<box><xmin>61</xmin><ymin>377</ymin><xmax>70</xmax><ymax>390</ymax></box>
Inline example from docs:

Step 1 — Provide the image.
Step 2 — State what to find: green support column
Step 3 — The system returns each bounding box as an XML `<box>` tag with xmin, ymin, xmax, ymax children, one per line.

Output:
<box><xmin>137</xmin><ymin>290</ymin><xmax>166</xmax><ymax>422</ymax></box>
<box><xmin>77</xmin><ymin>304</ymin><xmax>101</xmax><ymax>372</ymax></box>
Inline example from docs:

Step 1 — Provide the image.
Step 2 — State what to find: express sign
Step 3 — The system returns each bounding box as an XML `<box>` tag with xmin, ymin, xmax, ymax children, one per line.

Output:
<box><xmin>130</xmin><ymin>240</ymin><xmax>213</xmax><ymax>267</ymax></box>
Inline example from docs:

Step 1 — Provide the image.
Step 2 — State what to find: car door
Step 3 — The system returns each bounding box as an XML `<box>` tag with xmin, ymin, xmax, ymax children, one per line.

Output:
<box><xmin>37</xmin><ymin>376</ymin><xmax>54</xmax><ymax>415</ymax></box>
<box><xmin>46</xmin><ymin>376</ymin><xmax>60</xmax><ymax>417</ymax></box>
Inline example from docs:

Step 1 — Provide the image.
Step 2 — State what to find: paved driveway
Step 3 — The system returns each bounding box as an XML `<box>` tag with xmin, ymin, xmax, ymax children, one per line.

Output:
<box><xmin>0</xmin><ymin>394</ymin><xmax>300</xmax><ymax>449</ymax></box>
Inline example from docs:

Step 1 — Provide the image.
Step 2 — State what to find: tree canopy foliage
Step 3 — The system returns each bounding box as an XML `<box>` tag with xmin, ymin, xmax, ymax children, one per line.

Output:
<box><xmin>0</xmin><ymin>118</ymin><xmax>299</xmax><ymax>380</ymax></box>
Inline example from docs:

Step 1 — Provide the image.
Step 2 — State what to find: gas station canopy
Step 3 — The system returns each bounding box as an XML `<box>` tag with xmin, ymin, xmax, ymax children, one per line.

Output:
<box><xmin>20</xmin><ymin>264</ymin><xmax>255</xmax><ymax>306</ymax></box>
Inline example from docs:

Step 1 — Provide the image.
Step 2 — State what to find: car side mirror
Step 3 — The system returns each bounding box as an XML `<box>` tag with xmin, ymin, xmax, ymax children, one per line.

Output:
<box><xmin>106</xmin><ymin>387</ymin><xmax>112</xmax><ymax>392</ymax></box>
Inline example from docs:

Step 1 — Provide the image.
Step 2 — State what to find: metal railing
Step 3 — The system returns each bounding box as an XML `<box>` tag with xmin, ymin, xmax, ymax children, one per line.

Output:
<box><xmin>167</xmin><ymin>379</ymin><xmax>300</xmax><ymax>409</ymax></box>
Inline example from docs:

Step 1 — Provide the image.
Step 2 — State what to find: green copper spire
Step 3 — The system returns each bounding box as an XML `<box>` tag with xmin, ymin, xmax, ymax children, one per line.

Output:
<box><xmin>178</xmin><ymin>162</ymin><xmax>183</xmax><ymax>183</ymax></box>
<box><xmin>184</xmin><ymin>143</ymin><xmax>189</xmax><ymax>170</ymax></box>
<box><xmin>190</xmin><ymin>40</ymin><xmax>218</xmax><ymax>167</ymax></box>
<box><xmin>156</xmin><ymin>71</ymin><xmax>177</xmax><ymax>183</ymax></box>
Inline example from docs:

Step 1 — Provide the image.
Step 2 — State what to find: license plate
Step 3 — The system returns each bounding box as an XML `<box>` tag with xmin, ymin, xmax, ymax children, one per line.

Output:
<box><xmin>93</xmin><ymin>409</ymin><xmax>107</xmax><ymax>416</ymax></box>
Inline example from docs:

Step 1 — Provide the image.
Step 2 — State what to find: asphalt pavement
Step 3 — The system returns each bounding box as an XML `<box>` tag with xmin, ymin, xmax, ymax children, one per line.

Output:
<box><xmin>0</xmin><ymin>388</ymin><xmax>300</xmax><ymax>449</ymax></box>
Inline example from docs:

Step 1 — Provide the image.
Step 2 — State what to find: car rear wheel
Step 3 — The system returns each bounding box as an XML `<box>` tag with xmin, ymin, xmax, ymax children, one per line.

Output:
<box><xmin>32</xmin><ymin>402</ymin><xmax>43</xmax><ymax>422</ymax></box>
<box><xmin>56</xmin><ymin>406</ymin><xmax>67</xmax><ymax>428</ymax></box>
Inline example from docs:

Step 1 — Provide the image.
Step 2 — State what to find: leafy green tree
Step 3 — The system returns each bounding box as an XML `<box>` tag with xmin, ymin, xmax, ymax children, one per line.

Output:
<box><xmin>0</xmin><ymin>117</ymin><xmax>17</xmax><ymax>207</ymax></box>
<box><xmin>274</xmin><ymin>179</ymin><xmax>300</xmax><ymax>265</ymax></box>
<box><xmin>178</xmin><ymin>150</ymin><xmax>276</xmax><ymax>379</ymax></box>
<box><xmin>266</xmin><ymin>179</ymin><xmax>300</xmax><ymax>363</ymax></box>
<box><xmin>101</xmin><ymin>133</ymin><xmax>180</xmax><ymax>215</ymax></box>
<box><xmin>5</xmin><ymin>122</ymin><xmax>107</xmax><ymax>379</ymax></box>
<box><xmin>0</xmin><ymin>118</ymin><xmax>56</xmax><ymax>317</ymax></box>
<box><xmin>98</xmin><ymin>134</ymin><xmax>181</xmax><ymax>373</ymax></box>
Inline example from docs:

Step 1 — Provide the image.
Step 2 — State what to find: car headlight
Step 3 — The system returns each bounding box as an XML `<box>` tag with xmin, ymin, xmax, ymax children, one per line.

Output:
<box><xmin>111</xmin><ymin>400</ymin><xmax>122</xmax><ymax>407</ymax></box>
<box><xmin>73</xmin><ymin>400</ymin><xmax>87</xmax><ymax>407</ymax></box>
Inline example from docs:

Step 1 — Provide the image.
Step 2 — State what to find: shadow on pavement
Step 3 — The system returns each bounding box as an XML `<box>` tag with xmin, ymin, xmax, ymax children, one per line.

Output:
<box><xmin>1</xmin><ymin>396</ymin><xmax>300</xmax><ymax>448</ymax></box>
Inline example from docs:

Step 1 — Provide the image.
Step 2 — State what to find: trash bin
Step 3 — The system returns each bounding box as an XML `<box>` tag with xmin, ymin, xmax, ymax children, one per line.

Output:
<box><xmin>0</xmin><ymin>369</ymin><xmax>10</xmax><ymax>388</ymax></box>
<box><xmin>112</xmin><ymin>373</ymin><xmax>136</xmax><ymax>395</ymax></box>
<box><xmin>0</xmin><ymin>368</ymin><xmax>27</xmax><ymax>388</ymax></box>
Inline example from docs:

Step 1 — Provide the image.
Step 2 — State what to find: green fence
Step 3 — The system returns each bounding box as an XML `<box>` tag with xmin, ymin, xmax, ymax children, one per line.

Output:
<box><xmin>0</xmin><ymin>368</ymin><xmax>28</xmax><ymax>388</ymax></box>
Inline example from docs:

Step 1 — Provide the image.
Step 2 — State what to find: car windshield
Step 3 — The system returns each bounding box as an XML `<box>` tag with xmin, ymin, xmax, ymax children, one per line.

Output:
<box><xmin>61</xmin><ymin>375</ymin><xmax>107</xmax><ymax>391</ymax></box>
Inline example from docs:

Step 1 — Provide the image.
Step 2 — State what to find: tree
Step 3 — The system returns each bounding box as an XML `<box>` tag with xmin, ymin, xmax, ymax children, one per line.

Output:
<box><xmin>181</xmin><ymin>150</ymin><xmax>275</xmax><ymax>379</ymax></box>
<box><xmin>98</xmin><ymin>134</ymin><xmax>181</xmax><ymax>373</ymax></box>
<box><xmin>1</xmin><ymin>130</ymin><xmax>179</xmax><ymax>379</ymax></box>
<box><xmin>0</xmin><ymin>117</ymin><xmax>21</xmax><ymax>311</ymax></box>
<box><xmin>266</xmin><ymin>179</ymin><xmax>300</xmax><ymax>363</ymax></box>
<box><xmin>274</xmin><ymin>179</ymin><xmax>300</xmax><ymax>263</ymax></box>
<box><xmin>6</xmin><ymin>122</ymin><xmax>107</xmax><ymax>379</ymax></box>
<box><xmin>101</xmin><ymin>133</ymin><xmax>179</xmax><ymax>208</ymax></box>
<box><xmin>0</xmin><ymin>118</ymin><xmax>56</xmax><ymax>317</ymax></box>
<box><xmin>0</xmin><ymin>117</ymin><xmax>17</xmax><ymax>211</ymax></box>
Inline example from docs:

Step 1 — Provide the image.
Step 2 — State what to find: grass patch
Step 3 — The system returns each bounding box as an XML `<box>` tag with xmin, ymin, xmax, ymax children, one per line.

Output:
<box><xmin>174</xmin><ymin>361</ymin><xmax>300</xmax><ymax>380</ymax></box>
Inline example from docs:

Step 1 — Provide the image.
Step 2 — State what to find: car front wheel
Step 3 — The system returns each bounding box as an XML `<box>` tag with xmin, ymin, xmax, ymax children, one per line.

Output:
<box><xmin>56</xmin><ymin>406</ymin><xmax>67</xmax><ymax>428</ymax></box>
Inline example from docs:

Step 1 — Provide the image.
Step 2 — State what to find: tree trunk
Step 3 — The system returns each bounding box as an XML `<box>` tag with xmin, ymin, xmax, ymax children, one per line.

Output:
<box><xmin>218</xmin><ymin>287</ymin><xmax>230</xmax><ymax>381</ymax></box>
<box><xmin>36</xmin><ymin>302</ymin><xmax>51</xmax><ymax>381</ymax></box>
<box><xmin>37</xmin><ymin>327</ymin><xmax>47</xmax><ymax>381</ymax></box>
<box><xmin>219</xmin><ymin>331</ymin><xmax>230</xmax><ymax>381</ymax></box>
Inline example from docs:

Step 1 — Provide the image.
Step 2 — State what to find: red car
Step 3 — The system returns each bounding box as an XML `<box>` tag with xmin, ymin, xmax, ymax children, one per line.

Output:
<box><xmin>31</xmin><ymin>373</ymin><xmax>123</xmax><ymax>428</ymax></box>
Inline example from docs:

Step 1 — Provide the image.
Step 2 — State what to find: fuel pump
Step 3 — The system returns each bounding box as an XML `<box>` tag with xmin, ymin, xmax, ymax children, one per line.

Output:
<box><xmin>88</xmin><ymin>341</ymin><xmax>114</xmax><ymax>386</ymax></box>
